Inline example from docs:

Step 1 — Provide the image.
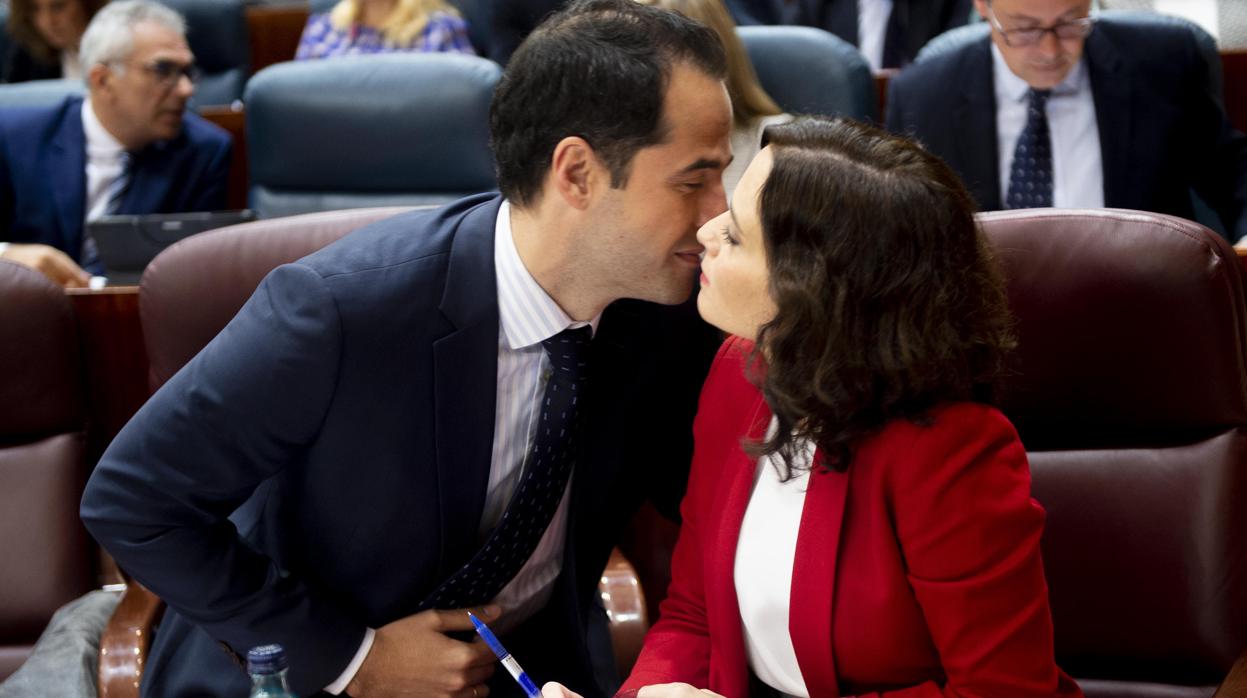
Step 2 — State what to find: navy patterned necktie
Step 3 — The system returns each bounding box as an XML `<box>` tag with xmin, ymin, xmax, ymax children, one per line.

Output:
<box><xmin>1006</xmin><ymin>89</ymin><xmax>1054</xmax><ymax>210</ymax></box>
<box><xmin>420</xmin><ymin>325</ymin><xmax>593</xmax><ymax>610</ymax></box>
<box><xmin>80</xmin><ymin>152</ymin><xmax>132</xmax><ymax>274</ymax></box>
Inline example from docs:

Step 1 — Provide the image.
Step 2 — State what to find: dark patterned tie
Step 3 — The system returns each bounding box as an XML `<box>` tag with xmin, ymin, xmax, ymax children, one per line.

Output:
<box><xmin>81</xmin><ymin>152</ymin><xmax>132</xmax><ymax>274</ymax></box>
<box><xmin>420</xmin><ymin>325</ymin><xmax>593</xmax><ymax>610</ymax></box>
<box><xmin>1006</xmin><ymin>89</ymin><xmax>1054</xmax><ymax>210</ymax></box>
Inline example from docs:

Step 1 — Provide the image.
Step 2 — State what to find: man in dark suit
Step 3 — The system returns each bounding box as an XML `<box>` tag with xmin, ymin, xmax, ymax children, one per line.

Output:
<box><xmin>0</xmin><ymin>0</ymin><xmax>229</xmax><ymax>287</ymax></box>
<box><xmin>81</xmin><ymin>1</ymin><xmax>730</xmax><ymax>696</ymax></box>
<box><xmin>725</xmin><ymin>0</ymin><xmax>971</xmax><ymax>68</ymax></box>
<box><xmin>886</xmin><ymin>0</ymin><xmax>1247</xmax><ymax>240</ymax></box>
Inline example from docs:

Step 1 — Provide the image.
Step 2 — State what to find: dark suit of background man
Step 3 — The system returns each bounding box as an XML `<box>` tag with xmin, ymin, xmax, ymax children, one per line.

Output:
<box><xmin>0</xmin><ymin>0</ymin><xmax>229</xmax><ymax>288</ymax></box>
<box><xmin>886</xmin><ymin>0</ymin><xmax>1247</xmax><ymax>241</ymax></box>
<box><xmin>724</xmin><ymin>0</ymin><xmax>972</xmax><ymax>68</ymax></box>
<box><xmin>81</xmin><ymin>1</ymin><xmax>730</xmax><ymax>696</ymax></box>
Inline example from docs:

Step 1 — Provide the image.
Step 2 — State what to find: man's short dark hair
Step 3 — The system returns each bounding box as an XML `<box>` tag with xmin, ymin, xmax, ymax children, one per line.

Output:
<box><xmin>489</xmin><ymin>0</ymin><xmax>728</xmax><ymax>207</ymax></box>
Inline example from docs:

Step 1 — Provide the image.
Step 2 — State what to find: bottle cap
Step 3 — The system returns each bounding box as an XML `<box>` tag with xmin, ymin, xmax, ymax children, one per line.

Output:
<box><xmin>246</xmin><ymin>644</ymin><xmax>288</xmax><ymax>675</ymax></box>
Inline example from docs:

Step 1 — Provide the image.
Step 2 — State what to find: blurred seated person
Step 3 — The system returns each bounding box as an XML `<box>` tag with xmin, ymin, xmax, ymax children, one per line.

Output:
<box><xmin>544</xmin><ymin>117</ymin><xmax>1084</xmax><ymax>698</ymax></box>
<box><xmin>0</xmin><ymin>0</ymin><xmax>230</xmax><ymax>287</ymax></box>
<box><xmin>296</xmin><ymin>0</ymin><xmax>474</xmax><ymax>60</ymax></box>
<box><xmin>724</xmin><ymin>0</ymin><xmax>972</xmax><ymax>69</ymax></box>
<box><xmin>886</xmin><ymin>0</ymin><xmax>1247</xmax><ymax>241</ymax></box>
<box><xmin>2</xmin><ymin>0</ymin><xmax>106</xmax><ymax>82</ymax></box>
<box><xmin>639</xmin><ymin>0</ymin><xmax>791</xmax><ymax>195</ymax></box>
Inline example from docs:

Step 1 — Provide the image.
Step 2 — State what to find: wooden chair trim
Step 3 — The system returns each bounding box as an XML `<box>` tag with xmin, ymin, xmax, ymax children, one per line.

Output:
<box><xmin>600</xmin><ymin>547</ymin><xmax>649</xmax><ymax>678</ymax></box>
<box><xmin>1214</xmin><ymin>648</ymin><xmax>1247</xmax><ymax>698</ymax></box>
<box><xmin>97</xmin><ymin>582</ymin><xmax>165</xmax><ymax>698</ymax></box>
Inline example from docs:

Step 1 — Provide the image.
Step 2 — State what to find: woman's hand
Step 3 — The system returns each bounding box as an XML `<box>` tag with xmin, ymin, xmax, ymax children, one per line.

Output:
<box><xmin>637</xmin><ymin>683</ymin><xmax>725</xmax><ymax>698</ymax></box>
<box><xmin>540</xmin><ymin>682</ymin><xmax>723</xmax><ymax>698</ymax></box>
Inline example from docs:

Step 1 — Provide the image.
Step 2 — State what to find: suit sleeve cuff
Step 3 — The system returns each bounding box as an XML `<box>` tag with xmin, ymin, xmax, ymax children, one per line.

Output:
<box><xmin>324</xmin><ymin>627</ymin><xmax>376</xmax><ymax>695</ymax></box>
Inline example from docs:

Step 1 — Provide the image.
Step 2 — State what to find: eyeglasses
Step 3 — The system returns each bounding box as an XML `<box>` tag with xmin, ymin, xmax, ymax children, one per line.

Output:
<box><xmin>984</xmin><ymin>3</ymin><xmax>1096</xmax><ymax>47</ymax></box>
<box><xmin>112</xmin><ymin>59</ymin><xmax>201</xmax><ymax>87</ymax></box>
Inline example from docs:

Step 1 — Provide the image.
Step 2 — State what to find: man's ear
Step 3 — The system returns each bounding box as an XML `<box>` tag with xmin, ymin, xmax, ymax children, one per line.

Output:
<box><xmin>87</xmin><ymin>62</ymin><xmax>112</xmax><ymax>96</ymax></box>
<box><xmin>973</xmin><ymin>0</ymin><xmax>989</xmax><ymax>21</ymax></box>
<box><xmin>549</xmin><ymin>136</ymin><xmax>605</xmax><ymax>210</ymax></box>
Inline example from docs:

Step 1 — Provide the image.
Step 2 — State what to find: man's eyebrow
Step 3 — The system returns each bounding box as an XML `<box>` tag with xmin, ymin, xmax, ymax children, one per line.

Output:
<box><xmin>673</xmin><ymin>155</ymin><xmax>732</xmax><ymax>177</ymax></box>
<box><xmin>729</xmin><ymin>206</ymin><xmax>741</xmax><ymax>232</ymax></box>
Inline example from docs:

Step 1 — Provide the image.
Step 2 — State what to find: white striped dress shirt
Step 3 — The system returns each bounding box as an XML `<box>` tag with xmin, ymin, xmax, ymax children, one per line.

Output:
<box><xmin>328</xmin><ymin>200</ymin><xmax>598</xmax><ymax>693</ymax></box>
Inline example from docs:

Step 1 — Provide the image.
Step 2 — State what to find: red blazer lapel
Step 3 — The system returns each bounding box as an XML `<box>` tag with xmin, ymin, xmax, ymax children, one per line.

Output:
<box><xmin>705</xmin><ymin>396</ymin><xmax>772</xmax><ymax>695</ymax></box>
<box><xmin>789</xmin><ymin>454</ymin><xmax>850</xmax><ymax>696</ymax></box>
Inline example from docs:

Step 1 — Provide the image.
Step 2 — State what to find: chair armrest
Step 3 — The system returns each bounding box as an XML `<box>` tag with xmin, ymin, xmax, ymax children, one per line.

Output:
<box><xmin>97</xmin><ymin>582</ymin><xmax>165</xmax><ymax>698</ymax></box>
<box><xmin>1215</xmin><ymin>649</ymin><xmax>1247</xmax><ymax>697</ymax></box>
<box><xmin>600</xmin><ymin>547</ymin><xmax>649</xmax><ymax>678</ymax></box>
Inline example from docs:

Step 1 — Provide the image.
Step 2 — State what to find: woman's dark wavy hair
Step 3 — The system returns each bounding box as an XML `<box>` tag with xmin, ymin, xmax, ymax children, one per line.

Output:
<box><xmin>750</xmin><ymin>117</ymin><xmax>1016</xmax><ymax>478</ymax></box>
<box><xmin>9</xmin><ymin>0</ymin><xmax>108</xmax><ymax>64</ymax></box>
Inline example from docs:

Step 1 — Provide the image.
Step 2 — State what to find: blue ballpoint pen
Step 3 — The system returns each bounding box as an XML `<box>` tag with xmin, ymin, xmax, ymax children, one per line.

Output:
<box><xmin>467</xmin><ymin>611</ymin><xmax>541</xmax><ymax>698</ymax></box>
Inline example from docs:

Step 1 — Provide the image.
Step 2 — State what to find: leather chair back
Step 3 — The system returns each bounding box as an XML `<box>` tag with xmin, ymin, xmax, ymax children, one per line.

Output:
<box><xmin>980</xmin><ymin>209</ymin><xmax>1247</xmax><ymax>698</ymax></box>
<box><xmin>0</xmin><ymin>79</ymin><xmax>84</xmax><ymax>108</ymax></box>
<box><xmin>162</xmin><ymin>0</ymin><xmax>250</xmax><ymax>108</ymax></box>
<box><xmin>244</xmin><ymin>54</ymin><xmax>501</xmax><ymax>218</ymax></box>
<box><xmin>140</xmin><ymin>207</ymin><xmax>415</xmax><ymax>388</ymax></box>
<box><xmin>0</xmin><ymin>261</ymin><xmax>92</xmax><ymax>680</ymax></box>
<box><xmin>737</xmin><ymin>25</ymin><xmax>875</xmax><ymax>121</ymax></box>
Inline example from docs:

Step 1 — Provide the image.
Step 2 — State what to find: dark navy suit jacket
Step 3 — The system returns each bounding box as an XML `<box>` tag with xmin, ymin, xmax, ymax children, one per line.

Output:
<box><xmin>0</xmin><ymin>96</ymin><xmax>231</xmax><ymax>264</ymax></box>
<box><xmin>885</xmin><ymin>21</ymin><xmax>1247</xmax><ymax>240</ymax></box>
<box><xmin>81</xmin><ymin>194</ymin><xmax>721</xmax><ymax>697</ymax></box>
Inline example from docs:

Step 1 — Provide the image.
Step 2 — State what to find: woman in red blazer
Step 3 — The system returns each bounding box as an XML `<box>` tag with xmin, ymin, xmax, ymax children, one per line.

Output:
<box><xmin>544</xmin><ymin>117</ymin><xmax>1083</xmax><ymax>698</ymax></box>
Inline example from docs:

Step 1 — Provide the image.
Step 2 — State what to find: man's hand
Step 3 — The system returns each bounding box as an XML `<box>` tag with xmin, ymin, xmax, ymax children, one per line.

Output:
<box><xmin>0</xmin><ymin>243</ymin><xmax>89</xmax><ymax>288</ymax></box>
<box><xmin>345</xmin><ymin>605</ymin><xmax>501</xmax><ymax>698</ymax></box>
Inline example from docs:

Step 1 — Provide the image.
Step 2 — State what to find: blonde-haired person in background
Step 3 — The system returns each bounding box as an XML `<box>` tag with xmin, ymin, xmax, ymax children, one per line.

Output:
<box><xmin>638</xmin><ymin>0</ymin><xmax>789</xmax><ymax>195</ymax></box>
<box><xmin>295</xmin><ymin>0</ymin><xmax>474</xmax><ymax>60</ymax></box>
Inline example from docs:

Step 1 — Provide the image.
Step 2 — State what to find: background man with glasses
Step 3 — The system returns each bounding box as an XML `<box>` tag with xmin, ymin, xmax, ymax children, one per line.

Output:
<box><xmin>885</xmin><ymin>0</ymin><xmax>1247</xmax><ymax>242</ymax></box>
<box><xmin>0</xmin><ymin>0</ymin><xmax>230</xmax><ymax>287</ymax></box>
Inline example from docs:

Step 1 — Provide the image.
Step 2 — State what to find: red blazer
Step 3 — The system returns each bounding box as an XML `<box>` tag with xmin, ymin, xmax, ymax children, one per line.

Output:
<box><xmin>623</xmin><ymin>337</ymin><xmax>1083</xmax><ymax>697</ymax></box>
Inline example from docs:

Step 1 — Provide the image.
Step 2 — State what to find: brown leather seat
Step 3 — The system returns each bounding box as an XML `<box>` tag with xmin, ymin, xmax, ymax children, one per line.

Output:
<box><xmin>100</xmin><ymin>206</ymin><xmax>650</xmax><ymax>695</ymax></box>
<box><xmin>100</xmin><ymin>207</ymin><xmax>413</xmax><ymax>696</ymax></box>
<box><xmin>0</xmin><ymin>261</ymin><xmax>93</xmax><ymax>680</ymax></box>
<box><xmin>616</xmin><ymin>209</ymin><xmax>1247</xmax><ymax>693</ymax></box>
<box><xmin>979</xmin><ymin>209</ymin><xmax>1247</xmax><ymax>698</ymax></box>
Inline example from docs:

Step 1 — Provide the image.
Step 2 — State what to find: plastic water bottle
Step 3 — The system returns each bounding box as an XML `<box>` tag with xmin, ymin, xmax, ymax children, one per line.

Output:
<box><xmin>247</xmin><ymin>644</ymin><xmax>296</xmax><ymax>698</ymax></box>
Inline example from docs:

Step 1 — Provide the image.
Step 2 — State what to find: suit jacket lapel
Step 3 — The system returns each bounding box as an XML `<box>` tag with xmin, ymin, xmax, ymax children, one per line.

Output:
<box><xmin>49</xmin><ymin>100</ymin><xmax>87</xmax><ymax>256</ymax></box>
<box><xmin>432</xmin><ymin>197</ymin><xmax>501</xmax><ymax>579</ymax></box>
<box><xmin>1086</xmin><ymin>29</ymin><xmax>1132</xmax><ymax>209</ymax></box>
<box><xmin>957</xmin><ymin>38</ymin><xmax>1003</xmax><ymax>210</ymax></box>
<box><xmin>120</xmin><ymin>141</ymin><xmax>178</xmax><ymax>215</ymax></box>
<box><xmin>789</xmin><ymin>457</ymin><xmax>849</xmax><ymax>696</ymax></box>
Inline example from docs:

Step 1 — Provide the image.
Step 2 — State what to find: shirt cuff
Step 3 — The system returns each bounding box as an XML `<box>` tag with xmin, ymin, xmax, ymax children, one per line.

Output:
<box><xmin>324</xmin><ymin>627</ymin><xmax>376</xmax><ymax>695</ymax></box>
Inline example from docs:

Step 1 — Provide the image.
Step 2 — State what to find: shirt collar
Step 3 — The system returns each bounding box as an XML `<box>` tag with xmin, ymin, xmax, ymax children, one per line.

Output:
<box><xmin>990</xmin><ymin>42</ymin><xmax>1087</xmax><ymax>105</ymax></box>
<box><xmin>81</xmin><ymin>98</ymin><xmax>126</xmax><ymax>158</ymax></box>
<box><xmin>494</xmin><ymin>200</ymin><xmax>600</xmax><ymax>351</ymax></box>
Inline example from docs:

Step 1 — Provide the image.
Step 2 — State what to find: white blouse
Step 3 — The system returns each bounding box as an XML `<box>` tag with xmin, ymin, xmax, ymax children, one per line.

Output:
<box><xmin>733</xmin><ymin>417</ymin><xmax>815</xmax><ymax>697</ymax></box>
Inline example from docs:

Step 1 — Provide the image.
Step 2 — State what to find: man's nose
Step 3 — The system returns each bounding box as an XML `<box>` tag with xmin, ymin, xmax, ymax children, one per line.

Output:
<box><xmin>698</xmin><ymin>182</ymin><xmax>728</xmax><ymax>227</ymax></box>
<box><xmin>176</xmin><ymin>73</ymin><xmax>195</xmax><ymax>99</ymax></box>
<box><xmin>1035</xmin><ymin>29</ymin><xmax>1062</xmax><ymax>59</ymax></box>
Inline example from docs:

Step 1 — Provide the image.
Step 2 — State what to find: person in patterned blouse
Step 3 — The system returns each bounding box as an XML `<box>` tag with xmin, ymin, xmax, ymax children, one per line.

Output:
<box><xmin>295</xmin><ymin>0</ymin><xmax>475</xmax><ymax>60</ymax></box>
